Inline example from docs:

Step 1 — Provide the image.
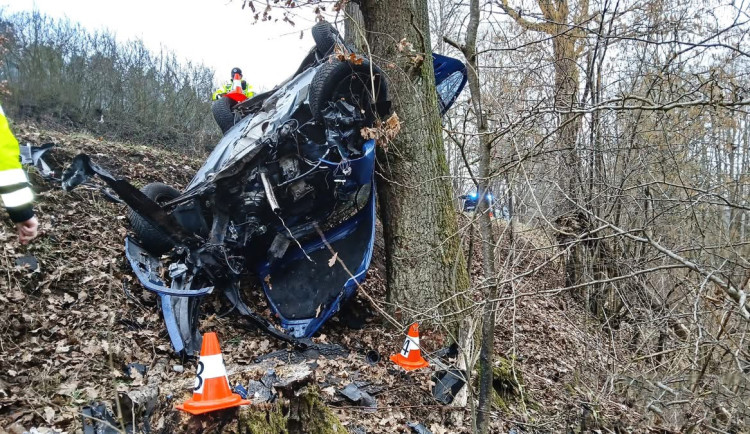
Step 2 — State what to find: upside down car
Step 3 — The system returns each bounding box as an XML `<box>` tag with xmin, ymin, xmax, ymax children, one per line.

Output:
<box><xmin>62</xmin><ymin>22</ymin><xmax>467</xmax><ymax>357</ymax></box>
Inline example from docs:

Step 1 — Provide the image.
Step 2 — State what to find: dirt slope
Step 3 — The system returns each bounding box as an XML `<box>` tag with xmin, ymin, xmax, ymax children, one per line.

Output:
<box><xmin>0</xmin><ymin>123</ymin><xmax>639</xmax><ymax>433</ymax></box>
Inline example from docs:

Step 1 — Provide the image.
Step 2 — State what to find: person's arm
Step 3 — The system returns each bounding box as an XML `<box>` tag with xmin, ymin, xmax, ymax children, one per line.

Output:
<box><xmin>0</xmin><ymin>105</ymin><xmax>37</xmax><ymax>244</ymax></box>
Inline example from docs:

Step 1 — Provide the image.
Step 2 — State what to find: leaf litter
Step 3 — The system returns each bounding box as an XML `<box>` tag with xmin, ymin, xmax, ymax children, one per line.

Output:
<box><xmin>0</xmin><ymin>123</ymin><xmax>642</xmax><ymax>433</ymax></box>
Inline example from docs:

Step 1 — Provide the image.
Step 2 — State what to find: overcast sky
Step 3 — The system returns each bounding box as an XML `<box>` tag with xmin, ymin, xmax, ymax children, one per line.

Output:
<box><xmin>1</xmin><ymin>0</ymin><xmax>322</xmax><ymax>92</ymax></box>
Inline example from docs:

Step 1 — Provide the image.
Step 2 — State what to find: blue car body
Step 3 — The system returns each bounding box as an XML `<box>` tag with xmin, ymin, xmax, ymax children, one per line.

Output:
<box><xmin>64</xmin><ymin>25</ymin><xmax>468</xmax><ymax>356</ymax></box>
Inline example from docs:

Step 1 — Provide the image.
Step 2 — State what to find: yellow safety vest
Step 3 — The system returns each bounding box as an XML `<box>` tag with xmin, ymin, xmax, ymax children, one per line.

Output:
<box><xmin>212</xmin><ymin>80</ymin><xmax>255</xmax><ymax>101</ymax></box>
<box><xmin>0</xmin><ymin>104</ymin><xmax>34</xmax><ymax>222</ymax></box>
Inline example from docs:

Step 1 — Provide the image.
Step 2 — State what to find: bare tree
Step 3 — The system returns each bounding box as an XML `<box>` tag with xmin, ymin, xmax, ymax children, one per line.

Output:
<box><xmin>357</xmin><ymin>0</ymin><xmax>471</xmax><ymax>324</ymax></box>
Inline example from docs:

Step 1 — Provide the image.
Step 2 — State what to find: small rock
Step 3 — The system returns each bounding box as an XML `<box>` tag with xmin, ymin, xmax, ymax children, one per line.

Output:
<box><xmin>173</xmin><ymin>365</ymin><xmax>184</xmax><ymax>373</ymax></box>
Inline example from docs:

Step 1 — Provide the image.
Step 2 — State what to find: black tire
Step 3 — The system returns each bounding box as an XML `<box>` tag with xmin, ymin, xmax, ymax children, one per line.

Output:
<box><xmin>309</xmin><ymin>59</ymin><xmax>388</xmax><ymax>125</ymax></box>
<box><xmin>312</xmin><ymin>21</ymin><xmax>338</xmax><ymax>56</ymax></box>
<box><xmin>212</xmin><ymin>97</ymin><xmax>236</xmax><ymax>134</ymax></box>
<box><xmin>128</xmin><ymin>182</ymin><xmax>181</xmax><ymax>255</ymax></box>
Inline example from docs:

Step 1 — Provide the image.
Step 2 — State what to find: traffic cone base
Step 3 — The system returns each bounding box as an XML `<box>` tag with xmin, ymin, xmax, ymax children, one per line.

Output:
<box><xmin>390</xmin><ymin>352</ymin><xmax>429</xmax><ymax>371</ymax></box>
<box><xmin>390</xmin><ymin>323</ymin><xmax>429</xmax><ymax>371</ymax></box>
<box><xmin>177</xmin><ymin>393</ymin><xmax>250</xmax><ymax>415</ymax></box>
<box><xmin>176</xmin><ymin>332</ymin><xmax>251</xmax><ymax>415</ymax></box>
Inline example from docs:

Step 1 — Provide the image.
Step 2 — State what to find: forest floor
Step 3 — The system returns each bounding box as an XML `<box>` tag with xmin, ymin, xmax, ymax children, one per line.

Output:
<box><xmin>0</xmin><ymin>123</ymin><xmax>646</xmax><ymax>433</ymax></box>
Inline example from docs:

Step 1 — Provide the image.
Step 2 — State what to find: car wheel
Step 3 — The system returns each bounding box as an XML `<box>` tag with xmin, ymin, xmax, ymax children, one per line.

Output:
<box><xmin>312</xmin><ymin>21</ymin><xmax>338</xmax><ymax>56</ymax></box>
<box><xmin>128</xmin><ymin>182</ymin><xmax>180</xmax><ymax>255</ymax></box>
<box><xmin>309</xmin><ymin>59</ymin><xmax>388</xmax><ymax>126</ymax></box>
<box><xmin>212</xmin><ymin>97</ymin><xmax>236</xmax><ymax>134</ymax></box>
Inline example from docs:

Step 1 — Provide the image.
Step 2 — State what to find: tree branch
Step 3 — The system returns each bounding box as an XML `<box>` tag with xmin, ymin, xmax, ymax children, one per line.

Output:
<box><xmin>496</xmin><ymin>0</ymin><xmax>552</xmax><ymax>34</ymax></box>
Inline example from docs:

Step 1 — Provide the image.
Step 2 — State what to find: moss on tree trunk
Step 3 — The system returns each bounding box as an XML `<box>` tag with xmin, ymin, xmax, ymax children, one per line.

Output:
<box><xmin>359</xmin><ymin>0</ymin><xmax>469</xmax><ymax>325</ymax></box>
<box><xmin>474</xmin><ymin>356</ymin><xmax>526</xmax><ymax>412</ymax></box>
<box><xmin>287</xmin><ymin>386</ymin><xmax>345</xmax><ymax>434</ymax></box>
<box><xmin>172</xmin><ymin>387</ymin><xmax>343</xmax><ymax>434</ymax></box>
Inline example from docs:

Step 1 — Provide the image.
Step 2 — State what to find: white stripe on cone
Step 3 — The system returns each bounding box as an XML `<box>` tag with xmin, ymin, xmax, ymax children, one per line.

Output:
<box><xmin>193</xmin><ymin>354</ymin><xmax>229</xmax><ymax>394</ymax></box>
<box><xmin>400</xmin><ymin>336</ymin><xmax>420</xmax><ymax>358</ymax></box>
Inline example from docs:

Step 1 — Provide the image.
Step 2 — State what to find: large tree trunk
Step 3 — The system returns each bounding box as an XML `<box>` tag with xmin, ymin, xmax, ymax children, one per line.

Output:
<box><xmin>360</xmin><ymin>0</ymin><xmax>469</xmax><ymax>323</ymax></box>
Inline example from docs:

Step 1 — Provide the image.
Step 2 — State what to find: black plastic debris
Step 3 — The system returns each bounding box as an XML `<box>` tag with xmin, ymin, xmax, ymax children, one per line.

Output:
<box><xmin>354</xmin><ymin>380</ymin><xmax>384</xmax><ymax>396</ymax></box>
<box><xmin>81</xmin><ymin>403</ymin><xmax>125</xmax><ymax>434</ymax></box>
<box><xmin>233</xmin><ymin>384</ymin><xmax>249</xmax><ymax>399</ymax></box>
<box><xmin>124</xmin><ymin>363</ymin><xmax>148</xmax><ymax>378</ymax></box>
<box><xmin>407</xmin><ymin>421</ymin><xmax>433</xmax><ymax>434</ymax></box>
<box><xmin>431</xmin><ymin>342</ymin><xmax>459</xmax><ymax>360</ymax></box>
<box><xmin>245</xmin><ymin>369</ymin><xmax>278</xmax><ymax>403</ymax></box>
<box><xmin>254</xmin><ymin>342</ymin><xmax>349</xmax><ymax>364</ymax></box>
<box><xmin>14</xmin><ymin>255</ymin><xmax>38</xmax><ymax>272</ymax></box>
<box><xmin>261</xmin><ymin>369</ymin><xmax>278</xmax><ymax>388</ymax></box>
<box><xmin>365</xmin><ymin>349</ymin><xmax>380</xmax><ymax>365</ymax></box>
<box><xmin>432</xmin><ymin>369</ymin><xmax>467</xmax><ymax>405</ymax></box>
<box><xmin>19</xmin><ymin>142</ymin><xmax>123</xmax><ymax>203</ymax></box>
<box><xmin>323</xmin><ymin>100</ymin><xmax>366</xmax><ymax>158</ymax></box>
<box><xmin>246</xmin><ymin>379</ymin><xmax>275</xmax><ymax>403</ymax></box>
<box><xmin>338</xmin><ymin>383</ymin><xmax>376</xmax><ymax>411</ymax></box>
<box><xmin>20</xmin><ymin>142</ymin><xmax>58</xmax><ymax>180</ymax></box>
<box><xmin>117</xmin><ymin>389</ymin><xmax>156</xmax><ymax>434</ymax></box>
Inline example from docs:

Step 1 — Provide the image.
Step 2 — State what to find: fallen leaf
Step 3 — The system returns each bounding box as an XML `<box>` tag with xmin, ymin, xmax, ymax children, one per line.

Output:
<box><xmin>57</xmin><ymin>381</ymin><xmax>79</xmax><ymax>396</ymax></box>
<box><xmin>43</xmin><ymin>406</ymin><xmax>55</xmax><ymax>424</ymax></box>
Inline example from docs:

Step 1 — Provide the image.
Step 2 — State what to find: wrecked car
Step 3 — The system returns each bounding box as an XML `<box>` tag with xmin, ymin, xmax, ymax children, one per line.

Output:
<box><xmin>62</xmin><ymin>22</ymin><xmax>467</xmax><ymax>357</ymax></box>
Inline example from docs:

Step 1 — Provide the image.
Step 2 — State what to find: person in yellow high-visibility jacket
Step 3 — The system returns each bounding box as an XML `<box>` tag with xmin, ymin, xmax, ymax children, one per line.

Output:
<box><xmin>211</xmin><ymin>67</ymin><xmax>255</xmax><ymax>101</ymax></box>
<box><xmin>0</xmin><ymin>104</ymin><xmax>37</xmax><ymax>244</ymax></box>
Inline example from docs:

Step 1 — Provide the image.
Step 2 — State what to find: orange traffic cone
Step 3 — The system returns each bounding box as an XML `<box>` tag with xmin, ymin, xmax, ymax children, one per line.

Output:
<box><xmin>176</xmin><ymin>332</ymin><xmax>251</xmax><ymax>415</ymax></box>
<box><xmin>390</xmin><ymin>323</ymin><xmax>429</xmax><ymax>371</ymax></box>
<box><xmin>229</xmin><ymin>73</ymin><xmax>243</xmax><ymax>95</ymax></box>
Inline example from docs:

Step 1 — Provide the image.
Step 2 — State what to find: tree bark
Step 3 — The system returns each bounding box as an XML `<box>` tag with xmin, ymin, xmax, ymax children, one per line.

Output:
<box><xmin>359</xmin><ymin>0</ymin><xmax>470</xmax><ymax>323</ymax></box>
<box><xmin>343</xmin><ymin>2</ymin><xmax>366</xmax><ymax>52</ymax></box>
<box><xmin>456</xmin><ymin>0</ymin><xmax>497</xmax><ymax>432</ymax></box>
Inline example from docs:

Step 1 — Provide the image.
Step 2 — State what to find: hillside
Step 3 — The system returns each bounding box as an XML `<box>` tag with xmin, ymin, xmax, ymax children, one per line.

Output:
<box><xmin>0</xmin><ymin>123</ymin><xmax>641</xmax><ymax>433</ymax></box>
